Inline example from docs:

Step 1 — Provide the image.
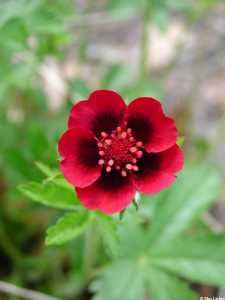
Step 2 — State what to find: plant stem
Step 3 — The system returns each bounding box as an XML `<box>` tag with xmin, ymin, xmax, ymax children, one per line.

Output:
<box><xmin>83</xmin><ymin>218</ymin><xmax>98</xmax><ymax>281</ymax></box>
<box><xmin>0</xmin><ymin>280</ymin><xmax>60</xmax><ymax>300</ymax></box>
<box><xmin>139</xmin><ymin>0</ymin><xmax>152</xmax><ymax>82</ymax></box>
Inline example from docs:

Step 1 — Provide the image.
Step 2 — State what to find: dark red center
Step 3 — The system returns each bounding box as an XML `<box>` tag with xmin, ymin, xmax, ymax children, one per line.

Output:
<box><xmin>97</xmin><ymin>126</ymin><xmax>143</xmax><ymax>177</ymax></box>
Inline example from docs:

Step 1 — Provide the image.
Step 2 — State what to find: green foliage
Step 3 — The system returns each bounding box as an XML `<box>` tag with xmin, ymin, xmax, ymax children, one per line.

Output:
<box><xmin>1</xmin><ymin>0</ymin><xmax>224</xmax><ymax>298</ymax></box>
<box><xmin>46</xmin><ymin>211</ymin><xmax>90</xmax><ymax>245</ymax></box>
<box><xmin>148</xmin><ymin>163</ymin><xmax>220</xmax><ymax>247</ymax></box>
<box><xmin>148</xmin><ymin>267</ymin><xmax>198</xmax><ymax>300</ymax></box>
<box><xmin>92</xmin><ymin>163</ymin><xmax>222</xmax><ymax>299</ymax></box>
<box><xmin>96</xmin><ymin>214</ymin><xmax>119</xmax><ymax>257</ymax></box>
<box><xmin>176</xmin><ymin>136</ymin><xmax>185</xmax><ymax>146</ymax></box>
<box><xmin>0</xmin><ymin>0</ymin><xmax>74</xmax><ymax>104</ymax></box>
<box><xmin>150</xmin><ymin>233</ymin><xmax>225</xmax><ymax>286</ymax></box>
<box><xmin>92</xmin><ymin>260</ymin><xmax>146</xmax><ymax>300</ymax></box>
<box><xmin>19</xmin><ymin>159</ymin><xmax>222</xmax><ymax>299</ymax></box>
<box><xmin>19</xmin><ymin>163</ymin><xmax>81</xmax><ymax>210</ymax></box>
<box><xmin>35</xmin><ymin>161</ymin><xmax>59</xmax><ymax>177</ymax></box>
<box><xmin>19</xmin><ymin>180</ymin><xmax>79</xmax><ymax>210</ymax></box>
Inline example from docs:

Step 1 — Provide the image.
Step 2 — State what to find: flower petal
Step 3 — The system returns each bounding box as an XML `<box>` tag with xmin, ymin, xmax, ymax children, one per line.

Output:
<box><xmin>58</xmin><ymin>128</ymin><xmax>101</xmax><ymax>188</ymax></box>
<box><xmin>126</xmin><ymin>97</ymin><xmax>177</xmax><ymax>152</ymax></box>
<box><xmin>76</xmin><ymin>171</ymin><xmax>135</xmax><ymax>214</ymax></box>
<box><xmin>68</xmin><ymin>90</ymin><xmax>126</xmax><ymax>138</ymax></box>
<box><xmin>133</xmin><ymin>145</ymin><xmax>184</xmax><ymax>194</ymax></box>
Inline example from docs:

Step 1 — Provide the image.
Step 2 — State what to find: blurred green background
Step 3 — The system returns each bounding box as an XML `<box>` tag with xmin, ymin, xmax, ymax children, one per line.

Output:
<box><xmin>0</xmin><ymin>0</ymin><xmax>225</xmax><ymax>299</ymax></box>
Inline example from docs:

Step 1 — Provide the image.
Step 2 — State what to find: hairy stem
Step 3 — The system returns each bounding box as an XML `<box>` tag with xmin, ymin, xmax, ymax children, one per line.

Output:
<box><xmin>83</xmin><ymin>218</ymin><xmax>98</xmax><ymax>281</ymax></box>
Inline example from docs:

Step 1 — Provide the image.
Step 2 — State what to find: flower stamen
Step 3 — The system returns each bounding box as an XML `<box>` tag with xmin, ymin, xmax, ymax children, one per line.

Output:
<box><xmin>108</xmin><ymin>159</ymin><xmax>114</xmax><ymax>166</ymax></box>
<box><xmin>130</xmin><ymin>147</ymin><xmax>137</xmax><ymax>153</ymax></box>
<box><xmin>121</xmin><ymin>170</ymin><xmax>127</xmax><ymax>177</ymax></box>
<box><xmin>98</xmin><ymin>159</ymin><xmax>105</xmax><ymax>165</ymax></box>
<box><xmin>98</xmin><ymin>127</ymin><xmax>143</xmax><ymax>177</ymax></box>
<box><xmin>106</xmin><ymin>166</ymin><xmax>112</xmax><ymax>172</ymax></box>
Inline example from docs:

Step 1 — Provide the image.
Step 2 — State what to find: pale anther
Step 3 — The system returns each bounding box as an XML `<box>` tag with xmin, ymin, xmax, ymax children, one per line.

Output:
<box><xmin>121</xmin><ymin>170</ymin><xmax>127</xmax><ymax>177</ymax></box>
<box><xmin>127</xmin><ymin>128</ymin><xmax>132</xmax><ymax>134</ymax></box>
<box><xmin>101</xmin><ymin>132</ymin><xmax>108</xmax><ymax>138</ymax></box>
<box><xmin>98</xmin><ymin>159</ymin><xmax>105</xmax><ymax>165</ymax></box>
<box><xmin>136</xmin><ymin>141</ymin><xmax>143</xmax><ymax>147</ymax></box>
<box><xmin>133</xmin><ymin>165</ymin><xmax>139</xmax><ymax>171</ymax></box>
<box><xmin>105</xmin><ymin>139</ymin><xmax>112</xmax><ymax>145</ymax></box>
<box><xmin>130</xmin><ymin>146</ymin><xmax>137</xmax><ymax>153</ymax></box>
<box><xmin>108</xmin><ymin>159</ymin><xmax>114</xmax><ymax>166</ymax></box>
<box><xmin>121</xmin><ymin>132</ymin><xmax>127</xmax><ymax>139</ymax></box>
<box><xmin>126</xmin><ymin>164</ymin><xmax>133</xmax><ymax>170</ymax></box>
<box><xmin>132</xmin><ymin>158</ymin><xmax>137</xmax><ymax>164</ymax></box>
<box><xmin>136</xmin><ymin>150</ymin><xmax>143</xmax><ymax>158</ymax></box>
<box><xmin>106</xmin><ymin>166</ymin><xmax>112</xmax><ymax>172</ymax></box>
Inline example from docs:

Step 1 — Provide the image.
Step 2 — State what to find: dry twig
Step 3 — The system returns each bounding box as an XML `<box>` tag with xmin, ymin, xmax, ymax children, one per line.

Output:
<box><xmin>0</xmin><ymin>281</ymin><xmax>61</xmax><ymax>300</ymax></box>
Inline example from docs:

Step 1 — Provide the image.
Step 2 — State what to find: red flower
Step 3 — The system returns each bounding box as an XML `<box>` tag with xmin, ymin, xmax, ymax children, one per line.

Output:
<box><xmin>58</xmin><ymin>90</ymin><xmax>184</xmax><ymax>214</ymax></box>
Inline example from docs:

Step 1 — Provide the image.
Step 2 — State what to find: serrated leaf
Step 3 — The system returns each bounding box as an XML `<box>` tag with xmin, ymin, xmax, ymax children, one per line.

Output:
<box><xmin>91</xmin><ymin>260</ymin><xmax>145</xmax><ymax>300</ymax></box>
<box><xmin>150</xmin><ymin>233</ymin><xmax>225</xmax><ymax>287</ymax></box>
<box><xmin>46</xmin><ymin>211</ymin><xmax>89</xmax><ymax>245</ymax></box>
<box><xmin>118</xmin><ymin>214</ymin><xmax>149</xmax><ymax>258</ymax></box>
<box><xmin>148</xmin><ymin>163</ymin><xmax>220</xmax><ymax>247</ymax></box>
<box><xmin>19</xmin><ymin>181</ymin><xmax>79</xmax><ymax>210</ymax></box>
<box><xmin>147</xmin><ymin>267</ymin><xmax>198</xmax><ymax>300</ymax></box>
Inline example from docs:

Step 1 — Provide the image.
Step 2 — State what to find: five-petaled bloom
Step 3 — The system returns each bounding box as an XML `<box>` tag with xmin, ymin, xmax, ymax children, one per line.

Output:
<box><xmin>58</xmin><ymin>90</ymin><xmax>184</xmax><ymax>214</ymax></box>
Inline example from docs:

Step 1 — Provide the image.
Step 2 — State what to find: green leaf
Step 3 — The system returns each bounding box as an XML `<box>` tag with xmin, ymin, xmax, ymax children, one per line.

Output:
<box><xmin>35</xmin><ymin>161</ymin><xmax>59</xmax><ymax>177</ymax></box>
<box><xmin>19</xmin><ymin>181</ymin><xmax>79</xmax><ymax>210</ymax></box>
<box><xmin>147</xmin><ymin>267</ymin><xmax>198</xmax><ymax>300</ymax></box>
<box><xmin>92</xmin><ymin>260</ymin><xmax>145</xmax><ymax>300</ymax></box>
<box><xmin>0</xmin><ymin>0</ymin><xmax>39</xmax><ymax>28</ymax></box>
<box><xmin>148</xmin><ymin>163</ymin><xmax>220</xmax><ymax>247</ymax></box>
<box><xmin>46</xmin><ymin>211</ymin><xmax>90</xmax><ymax>245</ymax></box>
<box><xmin>97</xmin><ymin>215</ymin><xmax>119</xmax><ymax>257</ymax></box>
<box><xmin>150</xmin><ymin>233</ymin><xmax>225</xmax><ymax>286</ymax></box>
<box><xmin>117</xmin><ymin>211</ymin><xmax>149</xmax><ymax>259</ymax></box>
<box><xmin>176</xmin><ymin>136</ymin><xmax>184</xmax><ymax>146</ymax></box>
